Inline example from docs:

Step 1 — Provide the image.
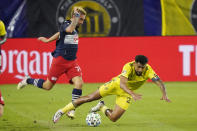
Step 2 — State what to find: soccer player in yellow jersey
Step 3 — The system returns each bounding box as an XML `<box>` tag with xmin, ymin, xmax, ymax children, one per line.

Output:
<box><xmin>0</xmin><ymin>20</ymin><xmax>7</xmax><ymax>74</ymax></box>
<box><xmin>53</xmin><ymin>55</ymin><xmax>171</xmax><ymax>123</ymax></box>
<box><xmin>0</xmin><ymin>20</ymin><xmax>6</xmax><ymax>116</ymax></box>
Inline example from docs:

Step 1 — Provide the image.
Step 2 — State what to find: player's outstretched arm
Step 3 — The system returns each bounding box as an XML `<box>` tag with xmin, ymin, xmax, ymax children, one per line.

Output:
<box><xmin>38</xmin><ymin>32</ymin><xmax>60</xmax><ymax>43</ymax></box>
<box><xmin>153</xmin><ymin>79</ymin><xmax>171</xmax><ymax>102</ymax></box>
<box><xmin>66</xmin><ymin>8</ymin><xmax>80</xmax><ymax>33</ymax></box>
<box><xmin>120</xmin><ymin>75</ymin><xmax>142</xmax><ymax>101</ymax></box>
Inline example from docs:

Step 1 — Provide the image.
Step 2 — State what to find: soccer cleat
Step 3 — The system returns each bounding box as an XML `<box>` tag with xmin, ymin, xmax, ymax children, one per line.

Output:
<box><xmin>53</xmin><ymin>109</ymin><xmax>64</xmax><ymax>123</ymax></box>
<box><xmin>66</xmin><ymin>110</ymin><xmax>75</xmax><ymax>119</ymax></box>
<box><xmin>17</xmin><ymin>76</ymin><xmax>30</xmax><ymax>90</ymax></box>
<box><xmin>90</xmin><ymin>101</ymin><xmax>105</xmax><ymax>112</ymax></box>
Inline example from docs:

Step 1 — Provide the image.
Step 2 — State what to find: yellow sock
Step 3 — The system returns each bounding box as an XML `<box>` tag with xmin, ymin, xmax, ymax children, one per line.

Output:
<box><xmin>100</xmin><ymin>105</ymin><xmax>109</xmax><ymax>114</ymax></box>
<box><xmin>61</xmin><ymin>102</ymin><xmax>75</xmax><ymax>113</ymax></box>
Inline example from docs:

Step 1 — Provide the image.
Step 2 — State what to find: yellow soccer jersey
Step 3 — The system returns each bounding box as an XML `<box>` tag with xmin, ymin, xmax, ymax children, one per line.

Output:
<box><xmin>113</xmin><ymin>61</ymin><xmax>159</xmax><ymax>91</ymax></box>
<box><xmin>0</xmin><ymin>20</ymin><xmax>6</xmax><ymax>36</ymax></box>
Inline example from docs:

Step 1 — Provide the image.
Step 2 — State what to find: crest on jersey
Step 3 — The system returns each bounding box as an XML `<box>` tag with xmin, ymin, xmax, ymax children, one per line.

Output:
<box><xmin>64</xmin><ymin>34</ymin><xmax>79</xmax><ymax>44</ymax></box>
<box><xmin>56</xmin><ymin>0</ymin><xmax>121</xmax><ymax>37</ymax></box>
<box><xmin>122</xmin><ymin>70</ymin><xmax>127</xmax><ymax>75</ymax></box>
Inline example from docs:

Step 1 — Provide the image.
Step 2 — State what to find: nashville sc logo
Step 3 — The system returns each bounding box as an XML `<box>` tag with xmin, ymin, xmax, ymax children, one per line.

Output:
<box><xmin>191</xmin><ymin>0</ymin><xmax>197</xmax><ymax>32</ymax></box>
<box><xmin>56</xmin><ymin>0</ymin><xmax>121</xmax><ymax>37</ymax></box>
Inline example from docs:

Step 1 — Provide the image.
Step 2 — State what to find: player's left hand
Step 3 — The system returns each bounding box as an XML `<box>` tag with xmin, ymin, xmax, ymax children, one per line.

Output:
<box><xmin>38</xmin><ymin>37</ymin><xmax>49</xmax><ymax>43</ymax></box>
<box><xmin>160</xmin><ymin>95</ymin><xmax>171</xmax><ymax>102</ymax></box>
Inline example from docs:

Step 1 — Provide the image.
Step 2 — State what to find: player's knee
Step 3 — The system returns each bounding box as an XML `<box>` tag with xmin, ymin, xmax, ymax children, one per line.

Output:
<box><xmin>110</xmin><ymin>117</ymin><xmax>118</xmax><ymax>122</ymax></box>
<box><xmin>42</xmin><ymin>81</ymin><xmax>54</xmax><ymax>90</ymax></box>
<box><xmin>109</xmin><ymin>114</ymin><xmax>119</xmax><ymax>122</ymax></box>
<box><xmin>43</xmin><ymin>84</ymin><xmax>53</xmax><ymax>90</ymax></box>
<box><xmin>45</xmin><ymin>87</ymin><xmax>52</xmax><ymax>90</ymax></box>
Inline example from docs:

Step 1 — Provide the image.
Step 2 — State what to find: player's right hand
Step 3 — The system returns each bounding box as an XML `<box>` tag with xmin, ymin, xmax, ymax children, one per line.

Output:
<box><xmin>73</xmin><ymin>7</ymin><xmax>80</xmax><ymax>17</ymax></box>
<box><xmin>131</xmin><ymin>93</ymin><xmax>142</xmax><ymax>101</ymax></box>
<box><xmin>74</xmin><ymin>7</ymin><xmax>79</xmax><ymax>13</ymax></box>
<box><xmin>38</xmin><ymin>37</ymin><xmax>49</xmax><ymax>43</ymax></box>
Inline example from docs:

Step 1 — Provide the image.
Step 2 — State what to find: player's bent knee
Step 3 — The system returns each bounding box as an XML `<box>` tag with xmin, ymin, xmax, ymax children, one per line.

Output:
<box><xmin>43</xmin><ymin>81</ymin><xmax>54</xmax><ymax>90</ymax></box>
<box><xmin>43</xmin><ymin>84</ymin><xmax>53</xmax><ymax>90</ymax></box>
<box><xmin>110</xmin><ymin>119</ymin><xmax>116</xmax><ymax>122</ymax></box>
<box><xmin>108</xmin><ymin>112</ymin><xmax>121</xmax><ymax>122</ymax></box>
<box><xmin>109</xmin><ymin>116</ymin><xmax>119</xmax><ymax>122</ymax></box>
<box><xmin>45</xmin><ymin>87</ymin><xmax>52</xmax><ymax>90</ymax></box>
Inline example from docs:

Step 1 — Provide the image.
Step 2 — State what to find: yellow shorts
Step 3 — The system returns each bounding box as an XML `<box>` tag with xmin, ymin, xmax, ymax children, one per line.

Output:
<box><xmin>99</xmin><ymin>80</ymin><xmax>132</xmax><ymax>110</ymax></box>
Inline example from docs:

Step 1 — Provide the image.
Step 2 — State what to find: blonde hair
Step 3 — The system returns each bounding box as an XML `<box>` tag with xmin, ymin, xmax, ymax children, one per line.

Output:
<box><xmin>71</xmin><ymin>6</ymin><xmax>86</xmax><ymax>17</ymax></box>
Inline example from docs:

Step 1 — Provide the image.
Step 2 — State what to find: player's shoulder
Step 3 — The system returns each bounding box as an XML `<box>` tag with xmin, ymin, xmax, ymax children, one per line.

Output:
<box><xmin>145</xmin><ymin>64</ymin><xmax>154</xmax><ymax>73</ymax></box>
<box><xmin>63</xmin><ymin>20</ymin><xmax>71</xmax><ymax>25</ymax></box>
<box><xmin>59</xmin><ymin>20</ymin><xmax>71</xmax><ymax>32</ymax></box>
<box><xmin>60</xmin><ymin>20</ymin><xmax>71</xmax><ymax>28</ymax></box>
<box><xmin>146</xmin><ymin>64</ymin><xmax>152</xmax><ymax>69</ymax></box>
<box><xmin>123</xmin><ymin>61</ymin><xmax>134</xmax><ymax>71</ymax></box>
<box><xmin>125</xmin><ymin>61</ymin><xmax>134</xmax><ymax>67</ymax></box>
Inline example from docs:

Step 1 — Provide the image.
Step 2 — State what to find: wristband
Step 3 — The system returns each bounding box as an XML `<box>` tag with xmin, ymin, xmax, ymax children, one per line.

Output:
<box><xmin>74</xmin><ymin>13</ymin><xmax>80</xmax><ymax>17</ymax></box>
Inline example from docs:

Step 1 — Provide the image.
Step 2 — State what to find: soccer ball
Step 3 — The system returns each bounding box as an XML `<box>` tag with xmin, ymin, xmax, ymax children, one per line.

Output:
<box><xmin>86</xmin><ymin>112</ymin><xmax>101</xmax><ymax>127</ymax></box>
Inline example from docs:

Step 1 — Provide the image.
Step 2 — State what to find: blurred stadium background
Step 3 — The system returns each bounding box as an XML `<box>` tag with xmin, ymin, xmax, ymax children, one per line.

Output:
<box><xmin>0</xmin><ymin>0</ymin><xmax>197</xmax><ymax>130</ymax></box>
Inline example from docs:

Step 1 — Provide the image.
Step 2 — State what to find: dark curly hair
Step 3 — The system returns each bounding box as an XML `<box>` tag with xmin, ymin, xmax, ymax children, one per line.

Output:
<box><xmin>135</xmin><ymin>55</ymin><xmax>148</xmax><ymax>65</ymax></box>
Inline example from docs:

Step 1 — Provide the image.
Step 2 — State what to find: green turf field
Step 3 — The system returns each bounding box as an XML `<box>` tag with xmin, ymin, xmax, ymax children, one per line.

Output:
<box><xmin>0</xmin><ymin>82</ymin><xmax>197</xmax><ymax>131</ymax></box>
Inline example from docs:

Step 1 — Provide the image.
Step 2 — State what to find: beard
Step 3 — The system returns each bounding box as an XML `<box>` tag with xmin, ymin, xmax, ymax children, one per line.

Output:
<box><xmin>135</xmin><ymin>71</ymin><xmax>142</xmax><ymax>76</ymax></box>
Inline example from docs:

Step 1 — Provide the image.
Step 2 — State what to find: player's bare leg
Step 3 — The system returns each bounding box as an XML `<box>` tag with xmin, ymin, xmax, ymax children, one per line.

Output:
<box><xmin>17</xmin><ymin>77</ymin><xmax>55</xmax><ymax>90</ymax></box>
<box><xmin>0</xmin><ymin>104</ymin><xmax>3</xmax><ymax>117</ymax></box>
<box><xmin>102</xmin><ymin>104</ymin><xmax>125</xmax><ymax>122</ymax></box>
<box><xmin>67</xmin><ymin>76</ymin><xmax>83</xmax><ymax>119</ymax></box>
<box><xmin>53</xmin><ymin>90</ymin><xmax>102</xmax><ymax>123</ymax></box>
<box><xmin>74</xmin><ymin>90</ymin><xmax>101</xmax><ymax>106</ymax></box>
<box><xmin>72</xmin><ymin>76</ymin><xmax>83</xmax><ymax>90</ymax></box>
